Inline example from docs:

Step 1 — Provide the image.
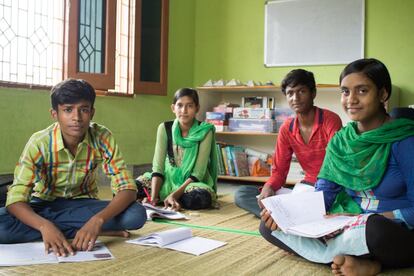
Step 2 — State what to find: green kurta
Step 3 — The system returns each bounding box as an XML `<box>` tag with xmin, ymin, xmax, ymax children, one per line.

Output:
<box><xmin>151</xmin><ymin>119</ymin><xmax>217</xmax><ymax>201</ymax></box>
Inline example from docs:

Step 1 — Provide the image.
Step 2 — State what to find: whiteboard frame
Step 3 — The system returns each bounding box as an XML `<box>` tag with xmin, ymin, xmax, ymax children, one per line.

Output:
<box><xmin>264</xmin><ymin>0</ymin><xmax>365</xmax><ymax>67</ymax></box>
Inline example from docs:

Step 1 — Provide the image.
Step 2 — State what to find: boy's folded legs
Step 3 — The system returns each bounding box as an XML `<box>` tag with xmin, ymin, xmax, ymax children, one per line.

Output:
<box><xmin>0</xmin><ymin>198</ymin><xmax>147</xmax><ymax>244</ymax></box>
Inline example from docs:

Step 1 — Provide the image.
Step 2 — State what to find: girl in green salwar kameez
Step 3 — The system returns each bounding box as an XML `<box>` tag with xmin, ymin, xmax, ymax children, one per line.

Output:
<box><xmin>137</xmin><ymin>88</ymin><xmax>218</xmax><ymax>210</ymax></box>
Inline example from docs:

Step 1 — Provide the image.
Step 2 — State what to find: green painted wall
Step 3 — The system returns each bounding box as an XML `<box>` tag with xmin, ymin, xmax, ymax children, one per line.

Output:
<box><xmin>193</xmin><ymin>0</ymin><xmax>414</xmax><ymax>106</ymax></box>
<box><xmin>2</xmin><ymin>0</ymin><xmax>414</xmax><ymax>174</ymax></box>
<box><xmin>0</xmin><ymin>0</ymin><xmax>196</xmax><ymax>174</ymax></box>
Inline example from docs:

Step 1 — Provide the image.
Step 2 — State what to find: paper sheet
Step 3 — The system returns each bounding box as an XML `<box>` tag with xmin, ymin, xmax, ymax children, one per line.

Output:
<box><xmin>127</xmin><ymin>227</ymin><xmax>226</xmax><ymax>255</ymax></box>
<box><xmin>0</xmin><ymin>241</ymin><xmax>113</xmax><ymax>266</ymax></box>
<box><xmin>261</xmin><ymin>191</ymin><xmax>354</xmax><ymax>238</ymax></box>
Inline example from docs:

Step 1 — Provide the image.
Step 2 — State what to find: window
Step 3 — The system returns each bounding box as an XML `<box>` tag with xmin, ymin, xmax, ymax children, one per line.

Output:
<box><xmin>0</xmin><ymin>0</ymin><xmax>169</xmax><ymax>96</ymax></box>
<box><xmin>65</xmin><ymin>0</ymin><xmax>116</xmax><ymax>91</ymax></box>
<box><xmin>0</xmin><ymin>0</ymin><xmax>64</xmax><ymax>87</ymax></box>
<box><xmin>134</xmin><ymin>0</ymin><xmax>169</xmax><ymax>95</ymax></box>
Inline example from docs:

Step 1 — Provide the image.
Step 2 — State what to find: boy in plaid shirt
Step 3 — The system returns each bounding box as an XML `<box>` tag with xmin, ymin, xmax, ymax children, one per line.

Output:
<box><xmin>0</xmin><ymin>79</ymin><xmax>146</xmax><ymax>256</ymax></box>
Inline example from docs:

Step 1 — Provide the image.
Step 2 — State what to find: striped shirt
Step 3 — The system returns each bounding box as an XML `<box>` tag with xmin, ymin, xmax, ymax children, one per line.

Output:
<box><xmin>265</xmin><ymin>107</ymin><xmax>342</xmax><ymax>190</ymax></box>
<box><xmin>6</xmin><ymin>122</ymin><xmax>136</xmax><ymax>206</ymax></box>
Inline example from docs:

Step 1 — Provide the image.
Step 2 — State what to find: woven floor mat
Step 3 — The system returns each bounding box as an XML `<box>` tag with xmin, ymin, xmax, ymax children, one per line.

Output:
<box><xmin>1</xmin><ymin>194</ymin><xmax>413</xmax><ymax>275</ymax></box>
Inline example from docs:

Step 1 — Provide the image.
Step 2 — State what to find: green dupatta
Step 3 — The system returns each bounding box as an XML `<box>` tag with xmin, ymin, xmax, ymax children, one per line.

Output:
<box><xmin>159</xmin><ymin>119</ymin><xmax>218</xmax><ymax>201</ymax></box>
<box><xmin>318</xmin><ymin>118</ymin><xmax>414</xmax><ymax>214</ymax></box>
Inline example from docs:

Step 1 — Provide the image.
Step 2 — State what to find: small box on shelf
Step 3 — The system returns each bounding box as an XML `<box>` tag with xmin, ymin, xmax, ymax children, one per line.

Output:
<box><xmin>229</xmin><ymin>118</ymin><xmax>277</xmax><ymax>133</ymax></box>
<box><xmin>232</xmin><ymin>107</ymin><xmax>274</xmax><ymax>119</ymax></box>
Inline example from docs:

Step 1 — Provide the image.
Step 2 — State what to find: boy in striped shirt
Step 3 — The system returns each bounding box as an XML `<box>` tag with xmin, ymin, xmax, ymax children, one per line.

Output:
<box><xmin>0</xmin><ymin>79</ymin><xmax>146</xmax><ymax>256</ymax></box>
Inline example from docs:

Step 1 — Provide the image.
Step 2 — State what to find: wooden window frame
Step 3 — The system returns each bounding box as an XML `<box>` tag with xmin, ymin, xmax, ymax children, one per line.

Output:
<box><xmin>134</xmin><ymin>0</ymin><xmax>169</xmax><ymax>95</ymax></box>
<box><xmin>64</xmin><ymin>0</ymin><xmax>116</xmax><ymax>91</ymax></box>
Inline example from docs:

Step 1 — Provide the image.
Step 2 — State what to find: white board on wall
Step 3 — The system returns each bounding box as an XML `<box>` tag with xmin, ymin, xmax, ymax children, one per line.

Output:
<box><xmin>264</xmin><ymin>0</ymin><xmax>365</xmax><ymax>67</ymax></box>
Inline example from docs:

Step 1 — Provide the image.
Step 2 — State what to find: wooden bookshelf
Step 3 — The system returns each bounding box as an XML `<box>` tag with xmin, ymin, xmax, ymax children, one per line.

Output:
<box><xmin>198</xmin><ymin>84</ymin><xmax>343</xmax><ymax>184</ymax></box>
<box><xmin>218</xmin><ymin>175</ymin><xmax>297</xmax><ymax>185</ymax></box>
<box><xmin>215</xmin><ymin>131</ymin><xmax>277</xmax><ymax>137</ymax></box>
<box><xmin>196</xmin><ymin>85</ymin><xmax>280</xmax><ymax>92</ymax></box>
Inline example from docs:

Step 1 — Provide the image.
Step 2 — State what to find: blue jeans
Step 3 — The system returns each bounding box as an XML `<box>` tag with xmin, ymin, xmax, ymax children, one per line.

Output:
<box><xmin>0</xmin><ymin>197</ymin><xmax>147</xmax><ymax>244</ymax></box>
<box><xmin>234</xmin><ymin>185</ymin><xmax>261</xmax><ymax>218</ymax></box>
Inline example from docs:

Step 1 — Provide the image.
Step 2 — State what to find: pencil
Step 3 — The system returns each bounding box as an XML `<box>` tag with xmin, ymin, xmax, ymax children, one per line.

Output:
<box><xmin>143</xmin><ymin>187</ymin><xmax>152</xmax><ymax>203</ymax></box>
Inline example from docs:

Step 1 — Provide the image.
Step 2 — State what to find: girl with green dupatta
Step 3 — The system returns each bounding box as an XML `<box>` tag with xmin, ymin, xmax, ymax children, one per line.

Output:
<box><xmin>137</xmin><ymin>88</ymin><xmax>217</xmax><ymax>210</ymax></box>
<box><xmin>260</xmin><ymin>59</ymin><xmax>414</xmax><ymax>275</ymax></box>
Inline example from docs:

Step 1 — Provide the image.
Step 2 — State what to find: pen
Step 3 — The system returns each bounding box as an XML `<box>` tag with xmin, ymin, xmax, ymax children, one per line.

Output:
<box><xmin>143</xmin><ymin>187</ymin><xmax>152</xmax><ymax>204</ymax></box>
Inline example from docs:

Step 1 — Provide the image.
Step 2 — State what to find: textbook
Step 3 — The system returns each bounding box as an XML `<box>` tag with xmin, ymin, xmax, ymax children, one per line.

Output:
<box><xmin>127</xmin><ymin>227</ymin><xmax>227</xmax><ymax>256</ymax></box>
<box><xmin>261</xmin><ymin>191</ymin><xmax>355</xmax><ymax>238</ymax></box>
<box><xmin>0</xmin><ymin>241</ymin><xmax>113</xmax><ymax>266</ymax></box>
<box><xmin>142</xmin><ymin>202</ymin><xmax>189</xmax><ymax>220</ymax></box>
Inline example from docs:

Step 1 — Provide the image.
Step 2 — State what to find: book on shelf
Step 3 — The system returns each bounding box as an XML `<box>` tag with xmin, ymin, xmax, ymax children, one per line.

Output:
<box><xmin>244</xmin><ymin>148</ymin><xmax>269</xmax><ymax>161</ymax></box>
<box><xmin>247</xmin><ymin>156</ymin><xmax>258</xmax><ymax>175</ymax></box>
<box><xmin>220</xmin><ymin>146</ymin><xmax>230</xmax><ymax>175</ymax></box>
<box><xmin>231</xmin><ymin>146</ymin><xmax>250</xmax><ymax>177</ymax></box>
<box><xmin>215</xmin><ymin>143</ymin><xmax>226</xmax><ymax>175</ymax></box>
<box><xmin>225</xmin><ymin>145</ymin><xmax>236</xmax><ymax>176</ymax></box>
<box><xmin>127</xmin><ymin>227</ymin><xmax>227</xmax><ymax>256</ymax></box>
<box><xmin>261</xmin><ymin>191</ymin><xmax>355</xmax><ymax>238</ymax></box>
<box><xmin>0</xmin><ymin>241</ymin><xmax>113</xmax><ymax>266</ymax></box>
<box><xmin>142</xmin><ymin>203</ymin><xmax>188</xmax><ymax>220</ymax></box>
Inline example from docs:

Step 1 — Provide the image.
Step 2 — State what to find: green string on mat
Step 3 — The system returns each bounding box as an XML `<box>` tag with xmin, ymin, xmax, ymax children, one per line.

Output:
<box><xmin>152</xmin><ymin>219</ymin><xmax>261</xmax><ymax>237</ymax></box>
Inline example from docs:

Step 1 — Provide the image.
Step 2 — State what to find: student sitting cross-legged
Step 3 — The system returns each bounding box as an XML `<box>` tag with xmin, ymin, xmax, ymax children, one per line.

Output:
<box><xmin>260</xmin><ymin>58</ymin><xmax>414</xmax><ymax>275</ymax></box>
<box><xmin>136</xmin><ymin>88</ymin><xmax>217</xmax><ymax>211</ymax></box>
<box><xmin>0</xmin><ymin>79</ymin><xmax>147</xmax><ymax>256</ymax></box>
<box><xmin>234</xmin><ymin>69</ymin><xmax>342</xmax><ymax>217</ymax></box>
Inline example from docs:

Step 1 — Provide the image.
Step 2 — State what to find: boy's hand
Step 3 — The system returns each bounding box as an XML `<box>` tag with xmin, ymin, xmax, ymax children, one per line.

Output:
<box><xmin>39</xmin><ymin>221</ymin><xmax>74</xmax><ymax>257</ymax></box>
<box><xmin>72</xmin><ymin>216</ymin><xmax>104</xmax><ymax>251</ymax></box>
<box><xmin>257</xmin><ymin>185</ymin><xmax>275</xmax><ymax>209</ymax></box>
<box><xmin>164</xmin><ymin>194</ymin><xmax>181</xmax><ymax>211</ymax></box>
<box><xmin>260</xmin><ymin>208</ymin><xmax>278</xmax><ymax>231</ymax></box>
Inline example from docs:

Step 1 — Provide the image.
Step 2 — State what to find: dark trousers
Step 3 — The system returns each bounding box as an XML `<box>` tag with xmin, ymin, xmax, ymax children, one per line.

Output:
<box><xmin>259</xmin><ymin>214</ymin><xmax>414</xmax><ymax>269</ymax></box>
<box><xmin>234</xmin><ymin>185</ymin><xmax>261</xmax><ymax>218</ymax></box>
<box><xmin>0</xmin><ymin>197</ymin><xmax>147</xmax><ymax>244</ymax></box>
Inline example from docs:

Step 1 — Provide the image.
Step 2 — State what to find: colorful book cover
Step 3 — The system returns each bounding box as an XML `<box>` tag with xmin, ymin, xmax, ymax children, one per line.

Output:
<box><xmin>215</xmin><ymin>143</ymin><xmax>225</xmax><ymax>175</ymax></box>
<box><xmin>221</xmin><ymin>146</ymin><xmax>230</xmax><ymax>175</ymax></box>
<box><xmin>231</xmin><ymin>146</ymin><xmax>250</xmax><ymax>177</ymax></box>
<box><xmin>225</xmin><ymin>146</ymin><xmax>236</xmax><ymax>176</ymax></box>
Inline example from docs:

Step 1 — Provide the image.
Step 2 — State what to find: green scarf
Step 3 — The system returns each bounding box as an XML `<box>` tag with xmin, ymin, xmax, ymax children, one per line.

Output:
<box><xmin>318</xmin><ymin>118</ymin><xmax>414</xmax><ymax>214</ymax></box>
<box><xmin>159</xmin><ymin>119</ymin><xmax>218</xmax><ymax>200</ymax></box>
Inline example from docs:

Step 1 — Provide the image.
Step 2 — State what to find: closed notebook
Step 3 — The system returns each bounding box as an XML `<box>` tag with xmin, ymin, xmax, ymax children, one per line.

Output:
<box><xmin>142</xmin><ymin>203</ymin><xmax>189</xmax><ymax>220</ymax></box>
<box><xmin>127</xmin><ymin>227</ymin><xmax>226</xmax><ymax>256</ymax></box>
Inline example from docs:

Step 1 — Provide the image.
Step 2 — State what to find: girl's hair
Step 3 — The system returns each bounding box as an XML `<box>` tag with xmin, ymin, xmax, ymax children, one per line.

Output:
<box><xmin>281</xmin><ymin>69</ymin><xmax>316</xmax><ymax>94</ymax></box>
<box><xmin>172</xmin><ymin>88</ymin><xmax>199</xmax><ymax>106</ymax></box>
<box><xmin>51</xmin><ymin>78</ymin><xmax>96</xmax><ymax>110</ymax></box>
<box><xmin>339</xmin><ymin>58</ymin><xmax>392</xmax><ymax>101</ymax></box>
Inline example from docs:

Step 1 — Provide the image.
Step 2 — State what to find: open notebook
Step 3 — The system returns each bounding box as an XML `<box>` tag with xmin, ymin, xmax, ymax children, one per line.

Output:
<box><xmin>261</xmin><ymin>191</ymin><xmax>355</xmax><ymax>238</ymax></box>
<box><xmin>142</xmin><ymin>202</ymin><xmax>189</xmax><ymax>220</ymax></box>
<box><xmin>127</xmin><ymin>227</ymin><xmax>226</xmax><ymax>256</ymax></box>
<box><xmin>0</xmin><ymin>241</ymin><xmax>113</xmax><ymax>266</ymax></box>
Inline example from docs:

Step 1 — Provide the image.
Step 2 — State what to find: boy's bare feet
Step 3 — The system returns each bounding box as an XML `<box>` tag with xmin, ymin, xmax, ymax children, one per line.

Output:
<box><xmin>100</xmin><ymin>230</ymin><xmax>130</xmax><ymax>238</ymax></box>
<box><xmin>331</xmin><ymin>255</ymin><xmax>381</xmax><ymax>276</ymax></box>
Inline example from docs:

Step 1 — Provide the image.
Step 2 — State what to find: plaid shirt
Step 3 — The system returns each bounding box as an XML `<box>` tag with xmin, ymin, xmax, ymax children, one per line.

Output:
<box><xmin>6</xmin><ymin>122</ymin><xmax>136</xmax><ymax>206</ymax></box>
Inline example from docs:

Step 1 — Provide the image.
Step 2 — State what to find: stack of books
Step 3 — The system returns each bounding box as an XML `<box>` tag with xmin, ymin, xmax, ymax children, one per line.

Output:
<box><xmin>215</xmin><ymin>144</ymin><xmax>270</xmax><ymax>177</ymax></box>
<box><xmin>229</xmin><ymin>96</ymin><xmax>277</xmax><ymax>133</ymax></box>
<box><xmin>205</xmin><ymin>103</ymin><xmax>239</xmax><ymax>132</ymax></box>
